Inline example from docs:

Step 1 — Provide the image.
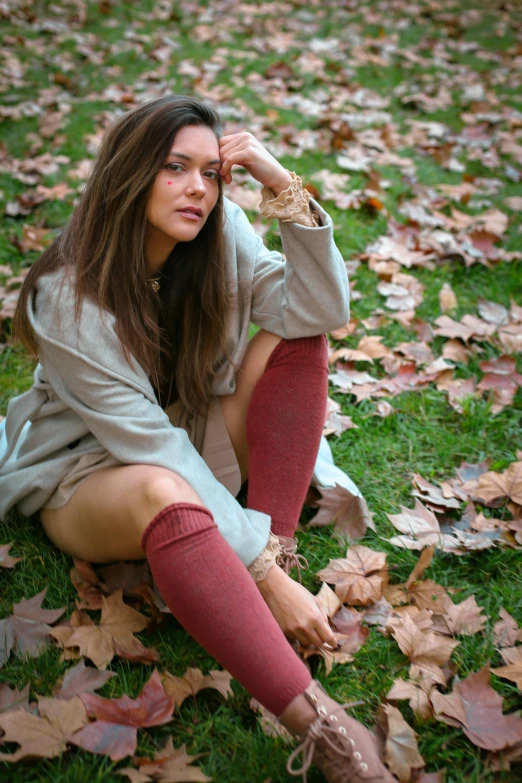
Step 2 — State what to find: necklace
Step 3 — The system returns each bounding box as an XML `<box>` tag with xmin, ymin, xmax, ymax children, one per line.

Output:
<box><xmin>148</xmin><ymin>277</ymin><xmax>161</xmax><ymax>292</ymax></box>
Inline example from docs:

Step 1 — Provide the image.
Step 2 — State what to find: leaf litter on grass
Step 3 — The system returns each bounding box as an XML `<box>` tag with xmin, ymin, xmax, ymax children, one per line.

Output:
<box><xmin>1</xmin><ymin>0</ymin><xmax>522</xmax><ymax>780</ymax></box>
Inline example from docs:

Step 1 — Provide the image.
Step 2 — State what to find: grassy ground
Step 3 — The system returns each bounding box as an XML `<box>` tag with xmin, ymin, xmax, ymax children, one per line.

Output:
<box><xmin>1</xmin><ymin>1</ymin><xmax>522</xmax><ymax>781</ymax></box>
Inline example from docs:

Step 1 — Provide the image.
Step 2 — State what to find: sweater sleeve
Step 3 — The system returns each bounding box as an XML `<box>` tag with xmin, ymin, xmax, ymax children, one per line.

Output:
<box><xmin>230</xmin><ymin>198</ymin><xmax>350</xmax><ymax>338</ymax></box>
<box><xmin>29</xmin><ymin>277</ymin><xmax>271</xmax><ymax>567</ymax></box>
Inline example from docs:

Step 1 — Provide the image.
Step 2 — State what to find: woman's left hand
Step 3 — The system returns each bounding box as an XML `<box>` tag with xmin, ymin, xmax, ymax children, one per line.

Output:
<box><xmin>218</xmin><ymin>132</ymin><xmax>292</xmax><ymax>196</ymax></box>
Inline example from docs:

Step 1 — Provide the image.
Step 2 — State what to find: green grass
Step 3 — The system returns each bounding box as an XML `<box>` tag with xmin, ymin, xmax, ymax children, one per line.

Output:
<box><xmin>1</xmin><ymin>0</ymin><xmax>522</xmax><ymax>781</ymax></box>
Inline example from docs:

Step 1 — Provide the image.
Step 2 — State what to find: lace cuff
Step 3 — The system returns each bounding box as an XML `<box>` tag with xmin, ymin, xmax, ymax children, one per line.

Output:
<box><xmin>247</xmin><ymin>532</ymin><xmax>283</xmax><ymax>583</ymax></box>
<box><xmin>259</xmin><ymin>170</ymin><xmax>320</xmax><ymax>227</ymax></box>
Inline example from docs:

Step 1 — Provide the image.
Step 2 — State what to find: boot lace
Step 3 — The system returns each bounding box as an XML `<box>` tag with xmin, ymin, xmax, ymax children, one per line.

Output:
<box><xmin>276</xmin><ymin>546</ymin><xmax>309</xmax><ymax>583</ymax></box>
<box><xmin>286</xmin><ymin>701</ymin><xmax>386</xmax><ymax>783</ymax></box>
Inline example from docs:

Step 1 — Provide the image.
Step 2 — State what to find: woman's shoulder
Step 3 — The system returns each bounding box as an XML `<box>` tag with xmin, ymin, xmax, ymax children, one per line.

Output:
<box><xmin>30</xmin><ymin>265</ymin><xmax>115</xmax><ymax>347</ymax></box>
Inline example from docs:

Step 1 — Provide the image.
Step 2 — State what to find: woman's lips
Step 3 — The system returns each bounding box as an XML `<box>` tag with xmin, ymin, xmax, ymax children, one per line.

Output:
<box><xmin>176</xmin><ymin>210</ymin><xmax>202</xmax><ymax>220</ymax></box>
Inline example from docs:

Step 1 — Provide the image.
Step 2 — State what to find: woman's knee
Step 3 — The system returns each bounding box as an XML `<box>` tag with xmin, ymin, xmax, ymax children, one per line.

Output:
<box><xmin>141</xmin><ymin>469</ymin><xmax>205</xmax><ymax>517</ymax></box>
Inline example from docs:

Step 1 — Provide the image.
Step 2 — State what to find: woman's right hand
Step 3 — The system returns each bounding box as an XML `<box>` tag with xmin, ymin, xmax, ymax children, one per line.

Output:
<box><xmin>257</xmin><ymin>565</ymin><xmax>338</xmax><ymax>649</ymax></box>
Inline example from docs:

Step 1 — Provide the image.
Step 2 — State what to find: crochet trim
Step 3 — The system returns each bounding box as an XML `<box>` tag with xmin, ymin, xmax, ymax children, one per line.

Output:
<box><xmin>259</xmin><ymin>170</ymin><xmax>320</xmax><ymax>227</ymax></box>
<box><xmin>247</xmin><ymin>532</ymin><xmax>283</xmax><ymax>582</ymax></box>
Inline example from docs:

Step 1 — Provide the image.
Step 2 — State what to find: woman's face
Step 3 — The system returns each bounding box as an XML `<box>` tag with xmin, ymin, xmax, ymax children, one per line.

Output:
<box><xmin>146</xmin><ymin>124</ymin><xmax>221</xmax><ymax>268</ymax></box>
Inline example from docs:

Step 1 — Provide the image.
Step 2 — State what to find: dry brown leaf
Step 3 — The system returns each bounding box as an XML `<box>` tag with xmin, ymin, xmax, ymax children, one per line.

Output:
<box><xmin>0</xmin><ymin>589</ymin><xmax>67</xmax><ymax>668</ymax></box>
<box><xmin>405</xmin><ymin>546</ymin><xmax>435</xmax><ymax>589</ymax></box>
<box><xmin>305</xmin><ymin>483</ymin><xmax>375</xmax><ymax>541</ymax></box>
<box><xmin>0</xmin><ymin>696</ymin><xmax>88</xmax><ymax>762</ymax></box>
<box><xmin>139</xmin><ymin>741</ymin><xmax>212</xmax><ymax>781</ymax></box>
<box><xmin>380</xmin><ymin>703</ymin><xmax>425</xmax><ymax>782</ymax></box>
<box><xmin>315</xmin><ymin>583</ymin><xmax>342</xmax><ymax>619</ymax></box>
<box><xmin>50</xmin><ymin>590</ymin><xmax>159</xmax><ymax>669</ymax></box>
<box><xmin>0</xmin><ymin>682</ymin><xmax>30</xmax><ymax>713</ymax></box>
<box><xmin>442</xmin><ymin>596</ymin><xmax>487</xmax><ymax>636</ymax></box>
<box><xmin>491</xmin><ymin>662</ymin><xmax>522</xmax><ymax>690</ymax></box>
<box><xmin>52</xmin><ymin>660</ymin><xmax>116</xmax><ymax>700</ymax></box>
<box><xmin>439</xmin><ymin>282</ymin><xmax>457</xmax><ymax>313</ymax></box>
<box><xmin>160</xmin><ymin>668</ymin><xmax>233</xmax><ymax>710</ymax></box>
<box><xmin>493</xmin><ymin>608</ymin><xmax>521</xmax><ymax>648</ymax></box>
<box><xmin>389</xmin><ymin>612</ymin><xmax>459</xmax><ymax>669</ymax></box>
<box><xmin>434</xmin><ymin>666</ymin><xmax>522</xmax><ymax>750</ymax></box>
<box><xmin>408</xmin><ymin>579</ymin><xmax>452</xmax><ymax>614</ymax></box>
<box><xmin>475</xmin><ymin>461</ymin><xmax>522</xmax><ymax>506</ymax></box>
<box><xmin>386</xmin><ymin>679</ymin><xmax>433</xmax><ymax>720</ymax></box>
<box><xmin>317</xmin><ymin>545</ymin><xmax>387</xmax><ymax>606</ymax></box>
<box><xmin>0</xmin><ymin>543</ymin><xmax>23</xmax><ymax>569</ymax></box>
<box><xmin>72</xmin><ymin>670</ymin><xmax>174</xmax><ymax>762</ymax></box>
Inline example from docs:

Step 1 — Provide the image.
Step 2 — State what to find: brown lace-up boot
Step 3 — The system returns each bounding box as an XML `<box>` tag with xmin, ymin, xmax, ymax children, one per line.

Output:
<box><xmin>276</xmin><ymin>535</ymin><xmax>309</xmax><ymax>583</ymax></box>
<box><xmin>279</xmin><ymin>679</ymin><xmax>396</xmax><ymax>783</ymax></box>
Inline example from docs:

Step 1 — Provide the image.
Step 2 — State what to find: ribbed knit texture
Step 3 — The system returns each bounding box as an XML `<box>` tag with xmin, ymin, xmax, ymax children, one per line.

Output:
<box><xmin>141</xmin><ymin>502</ymin><xmax>311</xmax><ymax>715</ymax></box>
<box><xmin>246</xmin><ymin>335</ymin><xmax>329</xmax><ymax>537</ymax></box>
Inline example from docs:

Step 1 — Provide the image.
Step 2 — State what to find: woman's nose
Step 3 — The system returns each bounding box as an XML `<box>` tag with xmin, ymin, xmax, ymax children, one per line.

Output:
<box><xmin>186</xmin><ymin>173</ymin><xmax>206</xmax><ymax>196</ymax></box>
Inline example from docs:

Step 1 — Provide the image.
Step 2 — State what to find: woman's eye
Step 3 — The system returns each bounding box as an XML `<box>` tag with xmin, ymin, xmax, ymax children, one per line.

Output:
<box><xmin>165</xmin><ymin>163</ymin><xmax>184</xmax><ymax>172</ymax></box>
<box><xmin>204</xmin><ymin>170</ymin><xmax>220</xmax><ymax>180</ymax></box>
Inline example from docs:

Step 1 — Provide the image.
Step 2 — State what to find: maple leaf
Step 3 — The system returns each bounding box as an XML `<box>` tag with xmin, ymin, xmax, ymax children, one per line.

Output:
<box><xmin>52</xmin><ymin>659</ymin><xmax>116</xmax><ymax>700</ymax></box>
<box><xmin>331</xmin><ymin>605</ymin><xmax>369</xmax><ymax>651</ymax></box>
<box><xmin>160</xmin><ymin>668</ymin><xmax>233</xmax><ymax>710</ymax></box>
<box><xmin>475</xmin><ymin>461</ymin><xmax>522</xmax><ymax>506</ymax></box>
<box><xmin>0</xmin><ymin>543</ymin><xmax>23</xmax><ymax>569</ymax></box>
<box><xmin>386</xmin><ymin>678</ymin><xmax>433</xmax><ymax>720</ymax></box>
<box><xmin>386</xmin><ymin>499</ymin><xmax>461</xmax><ymax>552</ymax></box>
<box><xmin>438</xmin><ymin>595</ymin><xmax>487</xmax><ymax>636</ymax></box>
<box><xmin>317</xmin><ymin>544</ymin><xmax>387</xmax><ymax>606</ymax></box>
<box><xmin>250</xmin><ymin>698</ymin><xmax>294</xmax><ymax>744</ymax></box>
<box><xmin>408</xmin><ymin>579</ymin><xmax>452</xmax><ymax>614</ymax></box>
<box><xmin>0</xmin><ymin>682</ymin><xmax>30</xmax><ymax>713</ymax></box>
<box><xmin>491</xmin><ymin>662</ymin><xmax>522</xmax><ymax>691</ymax></box>
<box><xmin>315</xmin><ymin>583</ymin><xmax>342</xmax><ymax>619</ymax></box>
<box><xmin>389</xmin><ymin>612</ymin><xmax>459</xmax><ymax>670</ymax></box>
<box><xmin>305</xmin><ymin>483</ymin><xmax>375</xmax><ymax>541</ymax></box>
<box><xmin>136</xmin><ymin>737</ymin><xmax>212</xmax><ymax>782</ymax></box>
<box><xmin>297</xmin><ymin>632</ymin><xmax>358</xmax><ymax>676</ymax></box>
<box><xmin>0</xmin><ymin>695</ymin><xmax>88</xmax><ymax>762</ymax></box>
<box><xmin>404</xmin><ymin>546</ymin><xmax>435</xmax><ymax>589</ymax></box>
<box><xmin>50</xmin><ymin>590</ymin><xmax>159</xmax><ymax>669</ymax></box>
<box><xmin>493</xmin><ymin>608</ymin><xmax>522</xmax><ymax>648</ymax></box>
<box><xmin>433</xmin><ymin>667</ymin><xmax>522</xmax><ymax>750</ymax></box>
<box><xmin>379</xmin><ymin>703</ymin><xmax>425</xmax><ymax>783</ymax></box>
<box><xmin>363</xmin><ymin>597</ymin><xmax>393</xmax><ymax>629</ymax></box>
<box><xmin>0</xmin><ymin>589</ymin><xmax>67</xmax><ymax>668</ymax></box>
<box><xmin>71</xmin><ymin>669</ymin><xmax>173</xmax><ymax>761</ymax></box>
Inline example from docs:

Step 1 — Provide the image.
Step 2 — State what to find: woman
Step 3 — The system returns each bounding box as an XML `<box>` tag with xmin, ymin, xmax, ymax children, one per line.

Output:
<box><xmin>0</xmin><ymin>96</ymin><xmax>394</xmax><ymax>782</ymax></box>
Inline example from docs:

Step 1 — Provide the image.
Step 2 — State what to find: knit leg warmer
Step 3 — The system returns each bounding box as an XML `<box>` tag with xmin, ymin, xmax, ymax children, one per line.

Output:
<box><xmin>245</xmin><ymin>335</ymin><xmax>329</xmax><ymax>538</ymax></box>
<box><xmin>141</xmin><ymin>502</ymin><xmax>311</xmax><ymax>716</ymax></box>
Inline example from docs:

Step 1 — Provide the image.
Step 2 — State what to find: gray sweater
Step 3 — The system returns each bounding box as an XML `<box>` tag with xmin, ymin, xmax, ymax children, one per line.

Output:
<box><xmin>0</xmin><ymin>197</ymin><xmax>350</xmax><ymax>566</ymax></box>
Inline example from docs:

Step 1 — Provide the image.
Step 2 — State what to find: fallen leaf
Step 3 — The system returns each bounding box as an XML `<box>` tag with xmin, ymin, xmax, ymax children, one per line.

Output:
<box><xmin>389</xmin><ymin>612</ymin><xmax>459</xmax><ymax>670</ymax></box>
<box><xmin>0</xmin><ymin>543</ymin><xmax>23</xmax><ymax>569</ymax></box>
<box><xmin>386</xmin><ymin>678</ymin><xmax>433</xmax><ymax>720</ymax></box>
<box><xmin>434</xmin><ymin>667</ymin><xmax>522</xmax><ymax>750</ymax></box>
<box><xmin>0</xmin><ymin>696</ymin><xmax>88</xmax><ymax>762</ymax></box>
<box><xmin>475</xmin><ymin>461</ymin><xmax>522</xmax><ymax>506</ymax></box>
<box><xmin>0</xmin><ymin>682</ymin><xmax>30</xmax><ymax>713</ymax></box>
<box><xmin>0</xmin><ymin>589</ymin><xmax>67</xmax><ymax>668</ymax></box>
<box><xmin>493</xmin><ymin>608</ymin><xmax>521</xmax><ymax>648</ymax></box>
<box><xmin>317</xmin><ymin>545</ymin><xmax>387</xmax><ymax>606</ymax></box>
<box><xmin>305</xmin><ymin>483</ymin><xmax>375</xmax><ymax>541</ymax></box>
<box><xmin>439</xmin><ymin>282</ymin><xmax>457</xmax><ymax>313</ymax></box>
<box><xmin>315</xmin><ymin>583</ymin><xmax>342</xmax><ymax>619</ymax></box>
<box><xmin>160</xmin><ymin>668</ymin><xmax>233</xmax><ymax>710</ymax></box>
<box><xmin>380</xmin><ymin>703</ymin><xmax>425</xmax><ymax>782</ymax></box>
<box><xmin>50</xmin><ymin>590</ymin><xmax>159</xmax><ymax>669</ymax></box>
<box><xmin>53</xmin><ymin>660</ymin><xmax>116</xmax><ymax>700</ymax></box>
<box><xmin>71</xmin><ymin>670</ymin><xmax>173</xmax><ymax>761</ymax></box>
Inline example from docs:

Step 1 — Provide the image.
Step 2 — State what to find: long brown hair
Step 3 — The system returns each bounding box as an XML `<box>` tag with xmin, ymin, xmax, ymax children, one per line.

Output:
<box><xmin>13</xmin><ymin>95</ymin><xmax>241</xmax><ymax>417</ymax></box>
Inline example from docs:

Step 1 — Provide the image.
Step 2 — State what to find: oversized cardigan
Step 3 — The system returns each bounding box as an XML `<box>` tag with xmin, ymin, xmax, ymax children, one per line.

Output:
<box><xmin>0</xmin><ymin>196</ymin><xmax>350</xmax><ymax>566</ymax></box>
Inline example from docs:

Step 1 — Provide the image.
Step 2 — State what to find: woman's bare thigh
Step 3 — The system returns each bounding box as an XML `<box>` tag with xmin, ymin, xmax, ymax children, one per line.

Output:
<box><xmin>40</xmin><ymin>464</ymin><xmax>204</xmax><ymax>564</ymax></box>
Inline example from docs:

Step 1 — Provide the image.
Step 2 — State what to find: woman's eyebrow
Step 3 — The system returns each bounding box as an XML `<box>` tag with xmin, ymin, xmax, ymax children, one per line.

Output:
<box><xmin>168</xmin><ymin>152</ymin><xmax>221</xmax><ymax>165</ymax></box>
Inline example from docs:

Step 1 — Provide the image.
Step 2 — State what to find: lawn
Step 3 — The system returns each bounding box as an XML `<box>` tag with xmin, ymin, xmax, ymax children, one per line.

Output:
<box><xmin>1</xmin><ymin>1</ymin><xmax>522</xmax><ymax>781</ymax></box>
